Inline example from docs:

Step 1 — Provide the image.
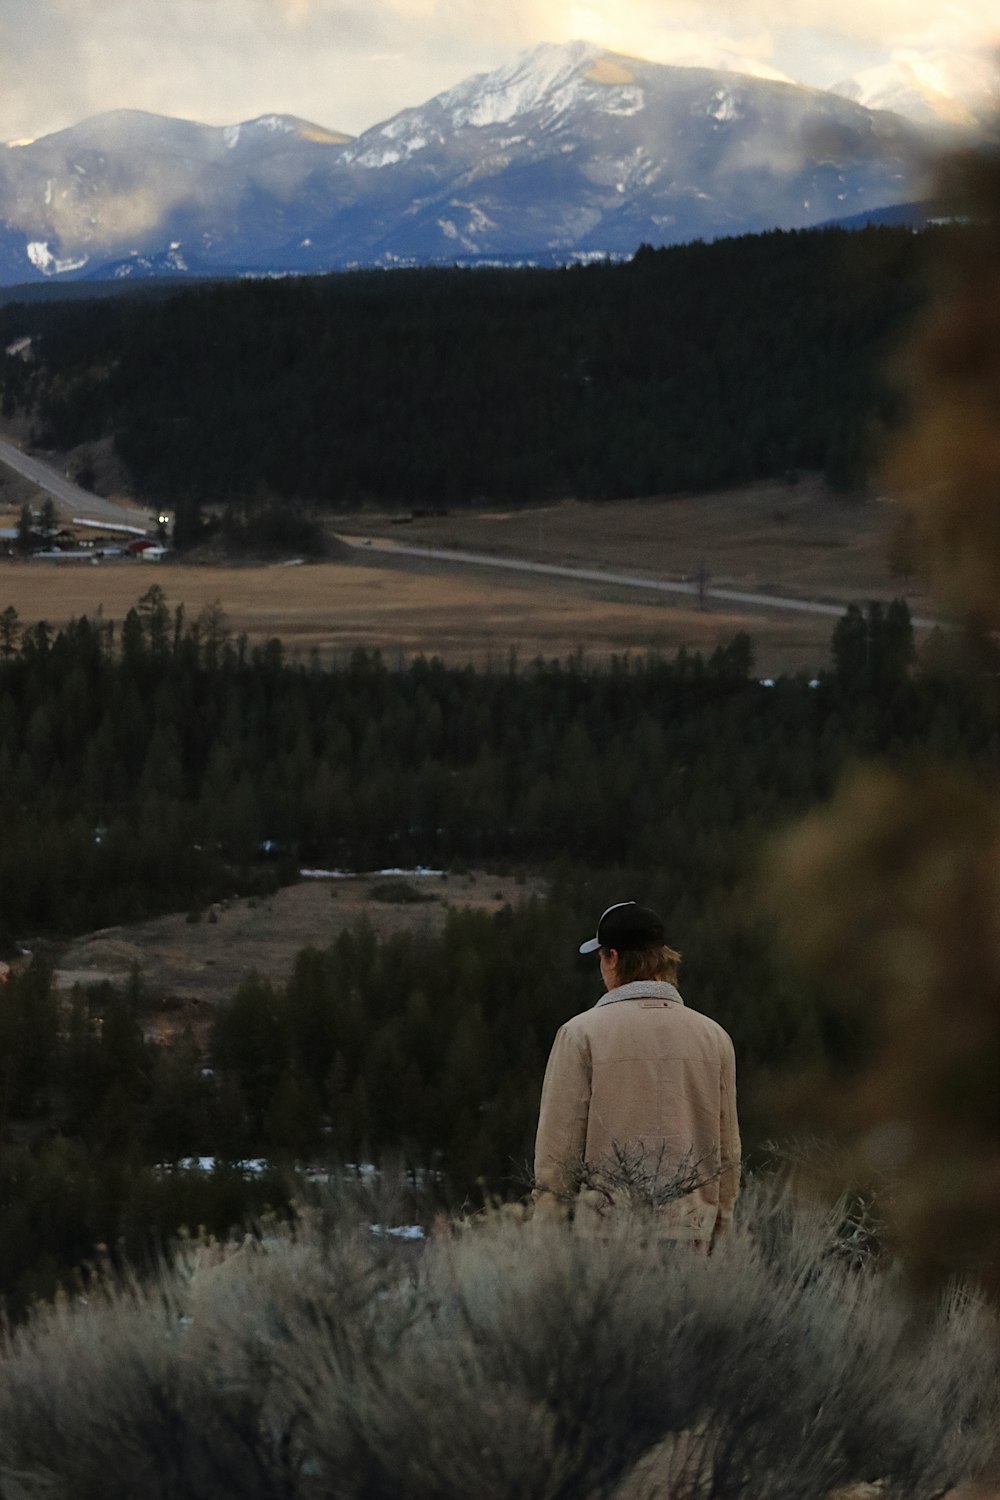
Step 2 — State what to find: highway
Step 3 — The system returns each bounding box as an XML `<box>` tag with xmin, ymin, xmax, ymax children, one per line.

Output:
<box><xmin>342</xmin><ymin>535</ymin><xmax>940</xmax><ymax>628</ymax></box>
<box><xmin>0</xmin><ymin>444</ymin><xmax>938</xmax><ymax>631</ymax></box>
<box><xmin>0</xmin><ymin>435</ymin><xmax>155</xmax><ymax>529</ymax></box>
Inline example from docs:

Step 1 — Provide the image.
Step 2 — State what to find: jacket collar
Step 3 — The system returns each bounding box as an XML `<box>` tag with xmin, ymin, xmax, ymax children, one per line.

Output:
<box><xmin>595</xmin><ymin>980</ymin><xmax>684</xmax><ymax>1008</ymax></box>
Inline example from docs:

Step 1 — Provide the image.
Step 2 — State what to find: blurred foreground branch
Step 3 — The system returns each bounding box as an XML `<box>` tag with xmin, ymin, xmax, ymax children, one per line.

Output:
<box><xmin>766</xmin><ymin>136</ymin><xmax>1000</xmax><ymax>1298</ymax></box>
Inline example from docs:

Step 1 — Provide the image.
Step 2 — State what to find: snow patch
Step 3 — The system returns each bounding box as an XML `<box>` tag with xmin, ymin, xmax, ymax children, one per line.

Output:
<box><xmin>436</xmin><ymin>40</ymin><xmax>601</xmax><ymax>128</ymax></box>
<box><xmin>300</xmin><ymin>866</ymin><xmax>445</xmax><ymax>880</ymax></box>
<box><xmin>167</xmin><ymin>1157</ymin><xmax>270</xmax><ymax>1175</ymax></box>
<box><xmin>600</xmin><ymin>87</ymin><xmax>645</xmax><ymax>117</ymax></box>
<box><xmin>26</xmin><ymin>241</ymin><xmax>89</xmax><ymax>276</ymax></box>
<box><xmin>456</xmin><ymin>200</ymin><xmax>496</xmax><ymax>234</ymax></box>
<box><xmin>349</xmin><ymin>129</ymin><xmax>433</xmax><ymax>168</ymax></box>
<box><xmin>355</xmin><ymin>145</ymin><xmax>403</xmax><ymax>168</ymax></box>
<box><xmin>370</xmin><ymin>1224</ymin><xmax>426</xmax><ymax>1241</ymax></box>
<box><xmin>44</xmin><ymin>178</ymin><xmax>53</xmax><ymax>207</ymax></box>
<box><xmin>710</xmin><ymin>89</ymin><xmax>741</xmax><ymax>121</ymax></box>
<box><xmin>254</xmin><ymin>114</ymin><xmax>295</xmax><ymax>133</ymax></box>
<box><xmin>224</xmin><ymin>124</ymin><xmax>241</xmax><ymax>150</ymax></box>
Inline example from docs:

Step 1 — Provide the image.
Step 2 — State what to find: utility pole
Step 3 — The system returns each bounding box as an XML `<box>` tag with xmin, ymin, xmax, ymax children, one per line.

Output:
<box><xmin>697</xmin><ymin>557</ymin><xmax>708</xmax><ymax>612</ymax></box>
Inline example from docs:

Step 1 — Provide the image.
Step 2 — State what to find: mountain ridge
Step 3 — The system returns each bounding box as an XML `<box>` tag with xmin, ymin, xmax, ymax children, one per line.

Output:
<box><xmin>0</xmin><ymin>41</ymin><xmax>938</xmax><ymax>285</ymax></box>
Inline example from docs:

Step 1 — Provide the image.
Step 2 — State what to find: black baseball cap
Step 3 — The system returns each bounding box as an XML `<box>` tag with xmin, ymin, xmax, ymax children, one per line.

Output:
<box><xmin>579</xmin><ymin>901</ymin><xmax>666</xmax><ymax>955</ymax></box>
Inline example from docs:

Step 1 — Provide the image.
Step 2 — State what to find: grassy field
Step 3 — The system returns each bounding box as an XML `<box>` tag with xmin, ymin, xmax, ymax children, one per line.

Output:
<box><xmin>342</xmin><ymin>475</ymin><xmax>915</xmax><ymax>601</ymax></box>
<box><xmin>0</xmin><ymin>477</ymin><xmax>929</xmax><ymax>674</ymax></box>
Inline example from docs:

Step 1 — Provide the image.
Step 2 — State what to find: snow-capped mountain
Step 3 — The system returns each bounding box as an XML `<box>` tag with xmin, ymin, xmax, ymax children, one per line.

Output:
<box><xmin>0</xmin><ymin>110</ymin><xmax>353</xmax><ymax>284</ymax></box>
<box><xmin>309</xmin><ymin>42</ymin><xmax>926</xmax><ymax>264</ymax></box>
<box><xmin>832</xmin><ymin>50</ymin><xmax>997</xmax><ymax>130</ymax></box>
<box><xmin>0</xmin><ymin>42</ymin><xmax>933</xmax><ymax>285</ymax></box>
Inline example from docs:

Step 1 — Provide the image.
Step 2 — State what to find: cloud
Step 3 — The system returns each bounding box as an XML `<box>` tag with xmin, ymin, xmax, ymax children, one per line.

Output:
<box><xmin>0</xmin><ymin>0</ymin><xmax>996</xmax><ymax>144</ymax></box>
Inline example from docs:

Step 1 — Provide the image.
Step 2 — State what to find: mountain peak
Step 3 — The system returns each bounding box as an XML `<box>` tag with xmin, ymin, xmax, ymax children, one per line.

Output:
<box><xmin>224</xmin><ymin>114</ymin><xmax>353</xmax><ymax>149</ymax></box>
<box><xmin>649</xmin><ymin>43</ymin><xmax>795</xmax><ymax>86</ymax></box>
<box><xmin>832</xmin><ymin>49</ymin><xmax>998</xmax><ymax>128</ymax></box>
<box><xmin>0</xmin><ymin>41</ymin><xmax>931</xmax><ymax>285</ymax></box>
<box><xmin>433</xmin><ymin>40</ymin><xmax>611</xmax><ymax>128</ymax></box>
<box><xmin>27</xmin><ymin>107</ymin><xmax>351</xmax><ymax>156</ymax></box>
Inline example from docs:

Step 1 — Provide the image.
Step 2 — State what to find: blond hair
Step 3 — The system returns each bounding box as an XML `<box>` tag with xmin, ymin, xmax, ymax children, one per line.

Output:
<box><xmin>609</xmin><ymin>943</ymin><xmax>682</xmax><ymax>986</ymax></box>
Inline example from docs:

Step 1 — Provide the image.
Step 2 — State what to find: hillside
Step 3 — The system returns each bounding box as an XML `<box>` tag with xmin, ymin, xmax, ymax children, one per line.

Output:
<box><xmin>0</xmin><ymin>225</ymin><xmax>933</xmax><ymax>542</ymax></box>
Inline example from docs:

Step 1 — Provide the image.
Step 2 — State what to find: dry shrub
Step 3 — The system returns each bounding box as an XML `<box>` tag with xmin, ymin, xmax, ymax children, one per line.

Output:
<box><xmin>0</xmin><ymin>1180</ymin><xmax>995</xmax><ymax>1500</ymax></box>
<box><xmin>765</xmin><ymin>767</ymin><xmax>1000</xmax><ymax>1293</ymax></box>
<box><xmin>886</xmin><ymin>147</ymin><xmax>1000</xmax><ymax>627</ymax></box>
<box><xmin>765</xmin><ymin>134</ymin><xmax>1000</xmax><ymax>1301</ymax></box>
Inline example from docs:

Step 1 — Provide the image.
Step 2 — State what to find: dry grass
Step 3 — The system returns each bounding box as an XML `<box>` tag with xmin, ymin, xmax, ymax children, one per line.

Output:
<box><xmin>0</xmin><ymin>1175</ymin><xmax>995</xmax><ymax>1500</ymax></box>
<box><xmin>53</xmin><ymin>872</ymin><xmax>546</xmax><ymax>1020</ymax></box>
<box><xmin>0</xmin><ymin>477</ymin><xmax>933</xmax><ymax>674</ymax></box>
<box><xmin>0</xmin><ymin>552</ymin><xmax>837</xmax><ymax>674</ymax></box>
<box><xmin>354</xmin><ymin>477</ymin><xmax>906</xmax><ymax>600</ymax></box>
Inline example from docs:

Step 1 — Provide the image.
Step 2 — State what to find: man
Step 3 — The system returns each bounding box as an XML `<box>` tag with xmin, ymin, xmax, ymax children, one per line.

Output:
<box><xmin>533</xmin><ymin>901</ymin><xmax>740</xmax><ymax>1240</ymax></box>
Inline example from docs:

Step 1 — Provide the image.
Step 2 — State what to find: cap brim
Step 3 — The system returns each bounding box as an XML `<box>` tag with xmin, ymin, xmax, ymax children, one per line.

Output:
<box><xmin>578</xmin><ymin>937</ymin><xmax>601</xmax><ymax>955</ymax></box>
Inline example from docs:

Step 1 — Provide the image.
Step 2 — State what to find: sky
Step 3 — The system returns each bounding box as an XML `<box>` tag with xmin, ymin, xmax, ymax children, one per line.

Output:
<box><xmin>1</xmin><ymin>0</ymin><xmax>997</xmax><ymax>143</ymax></box>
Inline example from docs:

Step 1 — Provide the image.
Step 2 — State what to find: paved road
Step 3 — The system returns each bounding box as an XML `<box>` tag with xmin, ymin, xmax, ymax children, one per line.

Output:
<box><xmin>342</xmin><ymin>535</ymin><xmax>939</xmax><ymax>628</ymax></box>
<box><xmin>0</xmin><ymin>435</ymin><xmax>155</xmax><ymax>529</ymax></box>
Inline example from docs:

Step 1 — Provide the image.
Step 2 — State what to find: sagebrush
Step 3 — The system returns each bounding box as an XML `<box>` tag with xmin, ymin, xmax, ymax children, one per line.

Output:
<box><xmin>0</xmin><ymin>1175</ymin><xmax>995</xmax><ymax>1500</ymax></box>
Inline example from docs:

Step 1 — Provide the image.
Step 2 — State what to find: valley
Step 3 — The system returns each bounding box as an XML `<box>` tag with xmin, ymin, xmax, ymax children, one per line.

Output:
<box><xmin>0</xmin><ymin>477</ymin><xmax>928</xmax><ymax>674</ymax></box>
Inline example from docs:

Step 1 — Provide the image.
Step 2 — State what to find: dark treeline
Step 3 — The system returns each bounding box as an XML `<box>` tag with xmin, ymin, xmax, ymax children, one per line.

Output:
<box><xmin>0</xmin><ymin>227</ymin><xmax>932</xmax><ymax>543</ymax></box>
<box><xmin>1</xmin><ymin>592</ymin><xmax>998</xmax><ymax>1310</ymax></box>
<box><xmin>0</xmin><ymin>587</ymin><xmax>980</xmax><ymax>947</ymax></box>
<box><xmin>0</xmin><ymin>961</ymin><xmax>288</xmax><ymax>1315</ymax></box>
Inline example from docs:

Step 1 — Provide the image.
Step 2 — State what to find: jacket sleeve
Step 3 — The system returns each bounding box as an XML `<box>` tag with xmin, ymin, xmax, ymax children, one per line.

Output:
<box><xmin>715</xmin><ymin>1035</ymin><xmax>741</xmax><ymax>1232</ymax></box>
<box><xmin>533</xmin><ymin>1023</ymin><xmax>591</xmax><ymax>1213</ymax></box>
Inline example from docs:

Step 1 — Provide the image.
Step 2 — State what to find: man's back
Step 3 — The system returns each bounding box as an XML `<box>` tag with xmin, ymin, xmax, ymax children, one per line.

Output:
<box><xmin>534</xmin><ymin>979</ymin><xmax>740</xmax><ymax>1239</ymax></box>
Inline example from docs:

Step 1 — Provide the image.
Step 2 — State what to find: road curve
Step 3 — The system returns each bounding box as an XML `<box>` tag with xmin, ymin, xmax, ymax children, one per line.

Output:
<box><xmin>0</xmin><ymin>435</ymin><xmax>155</xmax><ymax>529</ymax></box>
<box><xmin>342</xmin><ymin>535</ymin><xmax>939</xmax><ymax>629</ymax></box>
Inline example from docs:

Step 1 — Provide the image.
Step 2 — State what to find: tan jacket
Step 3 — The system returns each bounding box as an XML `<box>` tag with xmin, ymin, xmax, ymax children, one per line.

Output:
<box><xmin>533</xmin><ymin>981</ymin><xmax>740</xmax><ymax>1239</ymax></box>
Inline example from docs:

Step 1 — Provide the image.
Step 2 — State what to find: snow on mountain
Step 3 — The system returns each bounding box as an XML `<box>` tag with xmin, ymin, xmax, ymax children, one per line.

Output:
<box><xmin>833</xmin><ymin>50</ymin><xmax>998</xmax><ymax>129</ymax></box>
<box><xmin>323</xmin><ymin>41</ymin><xmax>926</xmax><ymax>266</ymax></box>
<box><xmin>0</xmin><ymin>109</ymin><xmax>354</xmax><ymax>283</ymax></box>
<box><xmin>0</xmin><ymin>41</ymin><xmax>936</xmax><ymax>284</ymax></box>
<box><xmin>341</xmin><ymin>40</ymin><xmax>648</xmax><ymax>166</ymax></box>
<box><xmin>437</xmin><ymin>40</ymin><xmax>608</xmax><ymax>128</ymax></box>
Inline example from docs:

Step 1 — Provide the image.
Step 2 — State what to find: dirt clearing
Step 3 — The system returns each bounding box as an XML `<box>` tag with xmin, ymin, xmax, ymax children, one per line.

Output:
<box><xmin>54</xmin><ymin>872</ymin><xmax>547</xmax><ymax>1035</ymax></box>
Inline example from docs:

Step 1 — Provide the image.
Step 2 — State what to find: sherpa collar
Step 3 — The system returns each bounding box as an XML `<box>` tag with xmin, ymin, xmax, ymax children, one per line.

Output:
<box><xmin>595</xmin><ymin>980</ymin><xmax>684</xmax><ymax>1008</ymax></box>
